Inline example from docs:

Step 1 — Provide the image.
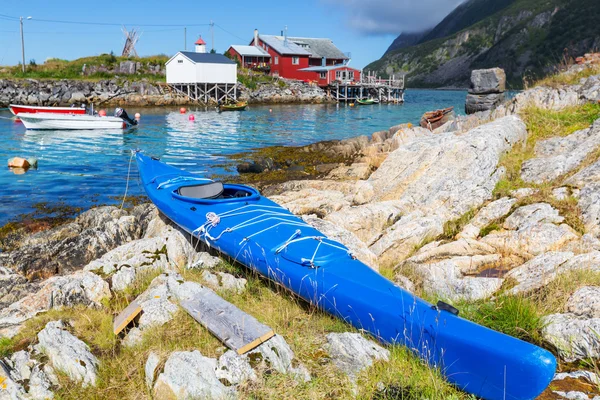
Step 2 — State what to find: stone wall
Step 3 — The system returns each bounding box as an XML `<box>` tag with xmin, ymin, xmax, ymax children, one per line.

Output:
<box><xmin>0</xmin><ymin>77</ymin><xmax>331</xmax><ymax>107</ymax></box>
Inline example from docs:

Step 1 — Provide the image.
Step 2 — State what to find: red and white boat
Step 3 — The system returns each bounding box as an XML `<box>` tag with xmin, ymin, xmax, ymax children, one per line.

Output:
<box><xmin>9</xmin><ymin>104</ymin><xmax>87</xmax><ymax>116</ymax></box>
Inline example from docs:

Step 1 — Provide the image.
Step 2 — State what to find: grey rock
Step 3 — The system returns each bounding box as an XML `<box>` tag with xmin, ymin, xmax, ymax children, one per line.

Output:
<box><xmin>459</xmin><ymin>197</ymin><xmax>517</xmax><ymax>238</ymax></box>
<box><xmin>187</xmin><ymin>252</ymin><xmax>221</xmax><ymax>269</ymax></box>
<box><xmin>153</xmin><ymin>350</ymin><xmax>235</xmax><ymax>400</ymax></box>
<box><xmin>469</xmin><ymin>68</ymin><xmax>506</xmax><ymax>95</ymax></box>
<box><xmin>122</xmin><ymin>327</ymin><xmax>143</xmax><ymax>348</ymax></box>
<box><xmin>542</xmin><ymin>313</ymin><xmax>600</xmax><ymax>362</ymax></box>
<box><xmin>521</xmin><ymin>119</ymin><xmax>600</xmax><ymax>184</ymax></box>
<box><xmin>7</xmin><ymin>350</ymin><xmax>32</xmax><ymax>381</ymax></box>
<box><xmin>566</xmin><ymin>286</ymin><xmax>600</xmax><ymax>318</ymax></box>
<box><xmin>0</xmin><ymin>206</ymin><xmax>150</xmax><ymax>279</ymax></box>
<box><xmin>553</xmin><ymin>187</ymin><xmax>570</xmax><ymax>201</ymax></box>
<box><xmin>503</xmin><ymin>203</ymin><xmax>564</xmax><ymax>230</ymax></box>
<box><xmin>553</xmin><ymin>370</ymin><xmax>600</xmax><ymax>385</ymax></box>
<box><xmin>369</xmin><ymin>212</ymin><xmax>444</xmax><ymax>267</ymax></box>
<box><xmin>553</xmin><ymin>391</ymin><xmax>593</xmax><ymax>400</ymax></box>
<box><xmin>215</xmin><ymin>351</ymin><xmax>257</xmax><ymax>386</ymax></box>
<box><xmin>509</xmin><ymin>188</ymin><xmax>538</xmax><ymax>199</ymax></box>
<box><xmin>248</xmin><ymin>335</ymin><xmax>310</xmax><ymax>382</ymax></box>
<box><xmin>270</xmin><ymin>188</ymin><xmax>350</xmax><ymax>217</ymax></box>
<box><xmin>0</xmin><ymin>271</ymin><xmax>110</xmax><ymax>338</ymax></box>
<box><xmin>580</xmin><ymin>75</ymin><xmax>600</xmax><ymax>103</ymax></box>
<box><xmin>505</xmin><ymin>252</ymin><xmax>574</xmax><ymax>294</ymax></box>
<box><xmin>481</xmin><ymin>223</ymin><xmax>579</xmax><ymax>258</ymax></box>
<box><xmin>138</xmin><ymin>297</ymin><xmax>178</xmax><ymax>329</ymax></box>
<box><xmin>465</xmin><ymin>92</ymin><xmax>505</xmax><ymax>114</ymax></box>
<box><xmin>111</xmin><ymin>266</ymin><xmax>136</xmax><ymax>292</ymax></box>
<box><xmin>145</xmin><ymin>352</ymin><xmax>161</xmax><ymax>389</ymax></box>
<box><xmin>325</xmin><ymin>333</ymin><xmax>389</xmax><ymax>379</ymax></box>
<box><xmin>28</xmin><ymin>364</ymin><xmax>55</xmax><ymax>399</ymax></box>
<box><xmin>0</xmin><ymin>359</ymin><xmax>27</xmax><ymax>399</ymax></box>
<box><xmin>361</xmin><ymin>116</ymin><xmax>526</xmax><ymax>263</ymax></box>
<box><xmin>35</xmin><ymin>320</ymin><xmax>99</xmax><ymax>387</ymax></box>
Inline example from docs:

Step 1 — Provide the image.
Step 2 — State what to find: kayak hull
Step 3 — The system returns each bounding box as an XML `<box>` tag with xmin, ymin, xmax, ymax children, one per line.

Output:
<box><xmin>135</xmin><ymin>152</ymin><xmax>556</xmax><ymax>400</ymax></box>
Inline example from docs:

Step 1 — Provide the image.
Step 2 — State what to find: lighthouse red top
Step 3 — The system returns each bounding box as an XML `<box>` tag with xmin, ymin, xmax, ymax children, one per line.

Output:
<box><xmin>195</xmin><ymin>36</ymin><xmax>206</xmax><ymax>45</ymax></box>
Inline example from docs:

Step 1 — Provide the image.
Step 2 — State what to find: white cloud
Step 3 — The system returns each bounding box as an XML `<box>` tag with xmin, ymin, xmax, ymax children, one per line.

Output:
<box><xmin>324</xmin><ymin>0</ymin><xmax>465</xmax><ymax>35</ymax></box>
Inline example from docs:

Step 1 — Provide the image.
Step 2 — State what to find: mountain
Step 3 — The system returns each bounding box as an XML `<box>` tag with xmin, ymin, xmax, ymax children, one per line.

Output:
<box><xmin>384</xmin><ymin>29</ymin><xmax>431</xmax><ymax>55</ymax></box>
<box><xmin>366</xmin><ymin>0</ymin><xmax>600</xmax><ymax>88</ymax></box>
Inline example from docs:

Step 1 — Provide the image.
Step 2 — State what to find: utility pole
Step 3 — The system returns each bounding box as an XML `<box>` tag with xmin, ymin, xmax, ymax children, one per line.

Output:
<box><xmin>210</xmin><ymin>20</ymin><xmax>214</xmax><ymax>52</ymax></box>
<box><xmin>184</xmin><ymin>27</ymin><xmax>187</xmax><ymax>50</ymax></box>
<box><xmin>19</xmin><ymin>16</ymin><xmax>31</xmax><ymax>73</ymax></box>
<box><xmin>20</xmin><ymin>17</ymin><xmax>25</xmax><ymax>73</ymax></box>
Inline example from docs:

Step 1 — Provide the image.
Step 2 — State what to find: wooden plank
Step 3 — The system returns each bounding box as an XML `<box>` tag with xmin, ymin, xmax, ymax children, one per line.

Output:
<box><xmin>180</xmin><ymin>288</ymin><xmax>274</xmax><ymax>355</ymax></box>
<box><xmin>113</xmin><ymin>298</ymin><xmax>142</xmax><ymax>335</ymax></box>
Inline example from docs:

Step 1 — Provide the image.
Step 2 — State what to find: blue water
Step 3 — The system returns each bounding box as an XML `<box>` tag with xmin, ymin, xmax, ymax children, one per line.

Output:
<box><xmin>0</xmin><ymin>89</ymin><xmax>466</xmax><ymax>225</ymax></box>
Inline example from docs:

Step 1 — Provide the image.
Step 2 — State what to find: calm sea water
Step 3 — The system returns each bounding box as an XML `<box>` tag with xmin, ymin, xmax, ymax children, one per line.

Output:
<box><xmin>0</xmin><ymin>89</ymin><xmax>466</xmax><ymax>225</ymax></box>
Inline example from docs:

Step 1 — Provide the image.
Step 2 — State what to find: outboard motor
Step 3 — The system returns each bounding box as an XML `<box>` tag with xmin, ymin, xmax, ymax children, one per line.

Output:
<box><xmin>115</xmin><ymin>107</ymin><xmax>138</xmax><ymax>126</ymax></box>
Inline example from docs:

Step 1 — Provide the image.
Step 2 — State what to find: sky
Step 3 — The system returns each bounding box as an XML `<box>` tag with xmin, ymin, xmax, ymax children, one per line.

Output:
<box><xmin>0</xmin><ymin>0</ymin><xmax>464</xmax><ymax>69</ymax></box>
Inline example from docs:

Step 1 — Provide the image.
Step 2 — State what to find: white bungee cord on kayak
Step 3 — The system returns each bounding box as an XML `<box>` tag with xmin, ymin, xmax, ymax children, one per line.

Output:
<box><xmin>193</xmin><ymin>204</ymin><xmax>356</xmax><ymax>267</ymax></box>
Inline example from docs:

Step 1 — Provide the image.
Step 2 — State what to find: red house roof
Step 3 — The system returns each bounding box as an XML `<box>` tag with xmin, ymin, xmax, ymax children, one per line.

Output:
<box><xmin>195</xmin><ymin>36</ymin><xmax>206</xmax><ymax>45</ymax></box>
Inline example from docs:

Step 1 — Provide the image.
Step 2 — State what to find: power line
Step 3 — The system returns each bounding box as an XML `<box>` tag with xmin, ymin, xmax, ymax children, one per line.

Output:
<box><xmin>0</xmin><ymin>12</ymin><xmax>211</xmax><ymax>27</ymax></box>
<box><xmin>215</xmin><ymin>24</ymin><xmax>246</xmax><ymax>42</ymax></box>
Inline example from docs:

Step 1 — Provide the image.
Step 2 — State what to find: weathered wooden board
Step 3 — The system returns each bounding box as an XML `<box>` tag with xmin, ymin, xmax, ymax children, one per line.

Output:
<box><xmin>113</xmin><ymin>298</ymin><xmax>142</xmax><ymax>335</ymax></box>
<box><xmin>180</xmin><ymin>288</ymin><xmax>274</xmax><ymax>354</ymax></box>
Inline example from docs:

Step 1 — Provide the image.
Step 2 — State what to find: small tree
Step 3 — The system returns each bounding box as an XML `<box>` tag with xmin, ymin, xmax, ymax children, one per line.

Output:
<box><xmin>29</xmin><ymin>59</ymin><xmax>36</xmax><ymax>66</ymax></box>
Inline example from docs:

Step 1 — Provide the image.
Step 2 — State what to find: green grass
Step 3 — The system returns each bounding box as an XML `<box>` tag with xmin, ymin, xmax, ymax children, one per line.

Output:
<box><xmin>494</xmin><ymin>103</ymin><xmax>600</xmax><ymax>198</ymax></box>
<box><xmin>460</xmin><ymin>296</ymin><xmax>544</xmax><ymax>345</ymax></box>
<box><xmin>236</xmin><ymin>68</ymin><xmax>280</xmax><ymax>90</ymax></box>
<box><xmin>438</xmin><ymin>208</ymin><xmax>478</xmax><ymax>240</ymax></box>
<box><xmin>0</xmin><ymin>54</ymin><xmax>168</xmax><ymax>82</ymax></box>
<box><xmin>0</xmin><ymin>259</ymin><xmax>470</xmax><ymax>400</ymax></box>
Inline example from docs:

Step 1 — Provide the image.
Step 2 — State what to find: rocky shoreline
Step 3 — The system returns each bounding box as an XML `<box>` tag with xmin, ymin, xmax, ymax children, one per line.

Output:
<box><xmin>2</xmin><ymin>61</ymin><xmax>600</xmax><ymax>398</ymax></box>
<box><xmin>0</xmin><ymin>77</ymin><xmax>330</xmax><ymax>108</ymax></box>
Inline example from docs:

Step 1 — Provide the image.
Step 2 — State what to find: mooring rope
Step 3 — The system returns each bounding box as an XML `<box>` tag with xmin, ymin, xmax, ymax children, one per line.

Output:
<box><xmin>120</xmin><ymin>150</ymin><xmax>135</xmax><ymax>210</ymax></box>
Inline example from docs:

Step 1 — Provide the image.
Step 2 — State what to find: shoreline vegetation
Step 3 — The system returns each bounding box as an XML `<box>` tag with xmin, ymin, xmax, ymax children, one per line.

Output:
<box><xmin>2</xmin><ymin>57</ymin><xmax>600</xmax><ymax>399</ymax></box>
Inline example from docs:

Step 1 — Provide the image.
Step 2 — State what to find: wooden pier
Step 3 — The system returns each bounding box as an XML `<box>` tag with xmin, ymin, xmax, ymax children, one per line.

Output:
<box><xmin>167</xmin><ymin>83</ymin><xmax>238</xmax><ymax>104</ymax></box>
<box><xmin>327</xmin><ymin>73</ymin><xmax>405</xmax><ymax>103</ymax></box>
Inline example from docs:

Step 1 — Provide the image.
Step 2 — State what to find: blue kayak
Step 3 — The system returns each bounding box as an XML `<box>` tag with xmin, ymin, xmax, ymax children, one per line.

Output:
<box><xmin>135</xmin><ymin>152</ymin><xmax>556</xmax><ymax>400</ymax></box>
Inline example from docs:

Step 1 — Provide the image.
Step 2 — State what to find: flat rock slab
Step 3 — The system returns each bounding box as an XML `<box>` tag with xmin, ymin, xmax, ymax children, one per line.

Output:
<box><xmin>180</xmin><ymin>288</ymin><xmax>274</xmax><ymax>355</ymax></box>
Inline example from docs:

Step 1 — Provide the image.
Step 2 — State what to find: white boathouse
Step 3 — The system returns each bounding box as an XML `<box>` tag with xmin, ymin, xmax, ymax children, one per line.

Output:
<box><xmin>165</xmin><ymin>36</ymin><xmax>238</xmax><ymax>102</ymax></box>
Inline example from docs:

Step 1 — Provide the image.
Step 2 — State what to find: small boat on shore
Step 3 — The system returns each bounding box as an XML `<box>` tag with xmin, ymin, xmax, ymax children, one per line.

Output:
<box><xmin>18</xmin><ymin>108</ymin><xmax>138</xmax><ymax>130</ymax></box>
<box><xmin>135</xmin><ymin>151</ymin><xmax>556</xmax><ymax>400</ymax></box>
<box><xmin>356</xmin><ymin>98</ymin><xmax>377</xmax><ymax>105</ymax></box>
<box><xmin>420</xmin><ymin>106</ymin><xmax>455</xmax><ymax>130</ymax></box>
<box><xmin>9</xmin><ymin>104</ymin><xmax>87</xmax><ymax>116</ymax></box>
<box><xmin>219</xmin><ymin>102</ymin><xmax>248</xmax><ymax>112</ymax></box>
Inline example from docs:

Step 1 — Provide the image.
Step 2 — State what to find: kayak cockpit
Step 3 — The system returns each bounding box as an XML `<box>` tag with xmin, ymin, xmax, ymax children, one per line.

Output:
<box><xmin>172</xmin><ymin>182</ymin><xmax>260</xmax><ymax>204</ymax></box>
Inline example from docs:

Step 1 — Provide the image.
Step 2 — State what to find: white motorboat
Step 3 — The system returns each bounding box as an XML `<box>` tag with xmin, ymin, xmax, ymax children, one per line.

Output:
<box><xmin>17</xmin><ymin>108</ymin><xmax>138</xmax><ymax>130</ymax></box>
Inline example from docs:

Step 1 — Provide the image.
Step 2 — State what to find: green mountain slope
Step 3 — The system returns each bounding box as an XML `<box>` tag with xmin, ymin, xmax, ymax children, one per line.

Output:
<box><xmin>367</xmin><ymin>0</ymin><xmax>600</xmax><ymax>88</ymax></box>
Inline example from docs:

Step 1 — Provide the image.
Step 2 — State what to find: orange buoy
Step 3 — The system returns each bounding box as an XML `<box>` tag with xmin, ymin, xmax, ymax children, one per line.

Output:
<box><xmin>98</xmin><ymin>109</ymin><xmax>107</xmax><ymax>117</ymax></box>
<box><xmin>180</xmin><ymin>107</ymin><xmax>186</xmax><ymax>114</ymax></box>
<box><xmin>135</xmin><ymin>112</ymin><xmax>141</xmax><ymax>119</ymax></box>
<box><xmin>188</xmin><ymin>114</ymin><xmax>195</xmax><ymax>121</ymax></box>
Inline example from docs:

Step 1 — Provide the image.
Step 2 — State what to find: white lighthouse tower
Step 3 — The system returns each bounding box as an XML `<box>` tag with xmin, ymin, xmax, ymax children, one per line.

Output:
<box><xmin>195</xmin><ymin>36</ymin><xmax>207</xmax><ymax>53</ymax></box>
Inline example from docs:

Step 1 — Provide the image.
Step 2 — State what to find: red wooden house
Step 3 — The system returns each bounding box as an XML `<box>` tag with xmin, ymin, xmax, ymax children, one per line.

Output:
<box><xmin>227</xmin><ymin>29</ymin><xmax>361</xmax><ymax>87</ymax></box>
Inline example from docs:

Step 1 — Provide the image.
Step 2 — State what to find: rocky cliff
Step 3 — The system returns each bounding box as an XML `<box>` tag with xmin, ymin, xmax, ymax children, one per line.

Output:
<box><xmin>368</xmin><ymin>0</ymin><xmax>600</xmax><ymax>88</ymax></box>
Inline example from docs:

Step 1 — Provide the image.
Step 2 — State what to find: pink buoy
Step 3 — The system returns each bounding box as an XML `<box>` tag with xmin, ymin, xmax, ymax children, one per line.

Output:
<box><xmin>188</xmin><ymin>114</ymin><xmax>195</xmax><ymax>121</ymax></box>
<box><xmin>135</xmin><ymin>112</ymin><xmax>141</xmax><ymax>119</ymax></box>
<box><xmin>98</xmin><ymin>109</ymin><xmax>107</xmax><ymax>116</ymax></box>
<box><xmin>180</xmin><ymin>107</ymin><xmax>186</xmax><ymax>114</ymax></box>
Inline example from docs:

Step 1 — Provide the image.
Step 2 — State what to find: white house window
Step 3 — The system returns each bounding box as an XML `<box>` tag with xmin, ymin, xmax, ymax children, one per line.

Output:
<box><xmin>335</xmin><ymin>71</ymin><xmax>341</xmax><ymax>78</ymax></box>
<box><xmin>320</xmin><ymin>71</ymin><xmax>326</xmax><ymax>79</ymax></box>
<box><xmin>275</xmin><ymin>56</ymin><xmax>279</xmax><ymax>65</ymax></box>
<box><xmin>292</xmin><ymin>57</ymin><xmax>299</xmax><ymax>65</ymax></box>
<box><xmin>348</xmin><ymin>71</ymin><xmax>354</xmax><ymax>80</ymax></box>
<box><xmin>178</xmin><ymin>59</ymin><xmax>183</xmax><ymax>64</ymax></box>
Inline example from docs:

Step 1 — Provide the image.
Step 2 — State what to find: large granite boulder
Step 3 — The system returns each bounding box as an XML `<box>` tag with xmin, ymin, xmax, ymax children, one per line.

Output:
<box><xmin>466</xmin><ymin>68</ymin><xmax>506</xmax><ymax>114</ymax></box>
<box><xmin>469</xmin><ymin>68</ymin><xmax>506</xmax><ymax>95</ymax></box>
